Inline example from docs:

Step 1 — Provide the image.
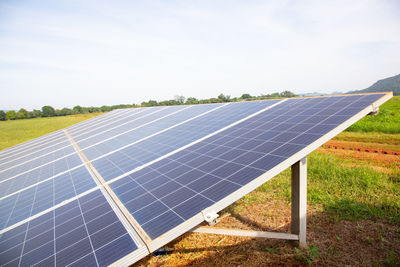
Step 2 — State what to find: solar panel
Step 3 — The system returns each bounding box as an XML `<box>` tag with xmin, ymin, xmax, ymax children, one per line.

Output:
<box><xmin>0</xmin><ymin>190</ymin><xmax>147</xmax><ymax>266</ymax></box>
<box><xmin>0</xmin><ymin>109</ymin><xmax>127</xmax><ymax>160</ymax></box>
<box><xmin>0</xmin><ymin>108</ymin><xmax>145</xmax><ymax>166</ymax></box>
<box><xmin>0</xmin><ymin>111</ymin><xmax>121</xmax><ymax>164</ymax></box>
<box><xmin>0</xmin><ymin>92</ymin><xmax>392</xmax><ymax>266</ymax></box>
<box><xmin>1</xmin><ymin>166</ymin><xmax>97</xmax><ymax>230</ymax></box>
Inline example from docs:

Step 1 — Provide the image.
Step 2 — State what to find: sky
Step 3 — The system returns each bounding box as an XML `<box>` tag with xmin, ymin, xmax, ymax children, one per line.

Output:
<box><xmin>0</xmin><ymin>0</ymin><xmax>399</xmax><ymax>110</ymax></box>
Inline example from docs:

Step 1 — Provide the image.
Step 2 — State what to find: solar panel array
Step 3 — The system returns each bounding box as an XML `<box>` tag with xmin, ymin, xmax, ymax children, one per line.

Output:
<box><xmin>0</xmin><ymin>92</ymin><xmax>391</xmax><ymax>266</ymax></box>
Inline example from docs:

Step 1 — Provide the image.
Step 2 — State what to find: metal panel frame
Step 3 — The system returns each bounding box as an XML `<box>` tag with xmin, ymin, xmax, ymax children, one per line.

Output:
<box><xmin>65</xmin><ymin>128</ymin><xmax>151</xmax><ymax>262</ymax></box>
<box><xmin>291</xmin><ymin>157</ymin><xmax>307</xmax><ymax>247</ymax></box>
<box><xmin>191</xmin><ymin>227</ymin><xmax>299</xmax><ymax>240</ymax></box>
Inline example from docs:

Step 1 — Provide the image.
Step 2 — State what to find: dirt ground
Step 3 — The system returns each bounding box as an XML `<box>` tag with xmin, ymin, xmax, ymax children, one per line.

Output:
<box><xmin>134</xmin><ymin>140</ymin><xmax>400</xmax><ymax>266</ymax></box>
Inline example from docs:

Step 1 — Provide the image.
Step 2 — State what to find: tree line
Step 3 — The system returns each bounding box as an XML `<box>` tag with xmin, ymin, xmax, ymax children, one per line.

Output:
<box><xmin>0</xmin><ymin>91</ymin><xmax>297</xmax><ymax>121</ymax></box>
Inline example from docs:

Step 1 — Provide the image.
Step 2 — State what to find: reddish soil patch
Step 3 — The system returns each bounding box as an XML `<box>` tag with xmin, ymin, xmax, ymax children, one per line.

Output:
<box><xmin>319</xmin><ymin>140</ymin><xmax>400</xmax><ymax>173</ymax></box>
<box><xmin>322</xmin><ymin>140</ymin><xmax>399</xmax><ymax>156</ymax></box>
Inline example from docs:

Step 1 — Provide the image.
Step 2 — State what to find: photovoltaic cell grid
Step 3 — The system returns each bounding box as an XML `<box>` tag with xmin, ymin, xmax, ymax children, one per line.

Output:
<box><xmin>0</xmin><ymin>101</ymin><xmax>279</xmax><ymax>234</ymax></box>
<box><xmin>70</xmin><ymin>106</ymin><xmax>168</xmax><ymax>143</ymax></box>
<box><xmin>0</xmin><ymin>143</ymin><xmax>75</xmax><ymax>174</ymax></box>
<box><xmin>0</xmin><ymin>108</ymin><xmax>142</xmax><ymax>173</ymax></box>
<box><xmin>0</xmin><ymin>93</ymin><xmax>389</xmax><ymax>266</ymax></box>
<box><xmin>0</xmin><ymin>139</ymin><xmax>73</xmax><ymax>169</ymax></box>
<box><xmin>108</xmin><ymin>93</ymin><xmax>386</xmax><ymax>239</ymax></box>
<box><xmin>0</xmin><ymin>190</ymin><xmax>139</xmax><ymax>267</ymax></box>
<box><xmin>0</xmin><ymin>104</ymin><xmax>212</xmax><ymax>198</ymax></box>
<box><xmin>0</xmin><ymin>108</ymin><xmax>130</xmax><ymax>167</ymax></box>
<box><xmin>0</xmin><ymin>130</ymin><xmax>64</xmax><ymax>157</ymax></box>
<box><xmin>91</xmin><ymin>100</ymin><xmax>279</xmax><ymax>182</ymax></box>
<box><xmin>0</xmin><ymin>145</ymin><xmax>76</xmax><ymax>182</ymax></box>
<box><xmin>0</xmin><ymin>106</ymin><xmax>212</xmax><ymax>224</ymax></box>
<box><xmin>0</xmin><ymin>106</ymin><xmax>194</xmax><ymax>199</ymax></box>
<box><xmin>0</xmin><ymin>166</ymin><xmax>96</xmax><ymax>230</ymax></box>
<box><xmin>65</xmin><ymin>109</ymin><xmax>129</xmax><ymax>136</ymax></box>
<box><xmin>0</xmin><ymin>108</ymin><xmax>122</xmax><ymax>162</ymax></box>
<box><xmin>77</xmin><ymin>104</ymin><xmax>218</xmax><ymax>158</ymax></box>
<box><xmin>0</xmin><ymin>152</ymin><xmax>83</xmax><ymax>198</ymax></box>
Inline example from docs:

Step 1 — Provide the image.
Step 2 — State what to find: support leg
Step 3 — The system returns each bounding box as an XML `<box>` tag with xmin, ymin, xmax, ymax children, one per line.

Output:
<box><xmin>291</xmin><ymin>157</ymin><xmax>307</xmax><ymax>248</ymax></box>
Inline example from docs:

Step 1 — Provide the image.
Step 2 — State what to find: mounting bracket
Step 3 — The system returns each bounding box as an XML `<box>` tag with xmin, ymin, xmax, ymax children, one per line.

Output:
<box><xmin>202</xmin><ymin>210</ymin><xmax>220</xmax><ymax>226</ymax></box>
<box><xmin>368</xmin><ymin>103</ymin><xmax>379</xmax><ymax>115</ymax></box>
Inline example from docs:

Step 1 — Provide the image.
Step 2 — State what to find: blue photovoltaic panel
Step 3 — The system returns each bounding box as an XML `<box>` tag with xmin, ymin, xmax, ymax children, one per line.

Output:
<box><xmin>0</xmin><ymin>129</ymin><xmax>64</xmax><ymax>153</ymax></box>
<box><xmin>0</xmin><ymin>109</ymin><xmax>126</xmax><ymax>167</ymax></box>
<box><xmin>109</xmin><ymin>93</ymin><xmax>386</xmax><ymax>239</ymax></box>
<box><xmin>70</xmin><ymin>106</ymin><xmax>166</xmax><ymax>142</ymax></box>
<box><xmin>0</xmin><ymin>139</ymin><xmax>73</xmax><ymax>168</ymax></box>
<box><xmin>0</xmin><ymin>108</ymin><xmax>152</xmax><ymax>180</ymax></box>
<box><xmin>0</xmin><ymin>106</ymin><xmax>191</xmax><ymax>185</ymax></box>
<box><xmin>78</xmin><ymin>104</ymin><xmax>221</xmax><ymax>158</ymax></box>
<box><xmin>0</xmin><ymin>153</ymin><xmax>83</xmax><ymax>198</ymax></box>
<box><xmin>65</xmin><ymin>109</ymin><xmax>128</xmax><ymax>135</ymax></box>
<box><xmin>0</xmin><ymin>166</ymin><xmax>97</xmax><ymax>230</ymax></box>
<box><xmin>0</xmin><ymin>130</ymin><xmax>66</xmax><ymax>162</ymax></box>
<box><xmin>0</xmin><ymin>190</ymin><xmax>139</xmax><ymax>267</ymax></box>
<box><xmin>0</xmin><ymin>109</ymin><xmax>127</xmax><ymax>166</ymax></box>
<box><xmin>92</xmin><ymin>100</ymin><xmax>280</xmax><ymax>182</ymax></box>
<box><xmin>0</xmin><ymin>145</ymin><xmax>76</xmax><ymax>181</ymax></box>
<box><xmin>0</xmin><ymin>143</ymin><xmax>75</xmax><ymax>174</ymax></box>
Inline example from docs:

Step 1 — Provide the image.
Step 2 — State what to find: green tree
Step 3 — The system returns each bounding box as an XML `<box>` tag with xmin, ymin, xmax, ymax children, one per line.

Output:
<box><xmin>174</xmin><ymin>95</ymin><xmax>186</xmax><ymax>104</ymax></box>
<box><xmin>100</xmin><ymin>105</ymin><xmax>112</xmax><ymax>112</ymax></box>
<box><xmin>41</xmin><ymin>106</ymin><xmax>55</xmax><ymax>117</ymax></box>
<box><xmin>141</xmin><ymin>100</ymin><xmax>158</xmax><ymax>107</ymax></box>
<box><xmin>218</xmin><ymin>93</ymin><xmax>231</xmax><ymax>102</ymax></box>
<box><xmin>6</xmin><ymin>110</ymin><xmax>17</xmax><ymax>120</ymax></box>
<box><xmin>31</xmin><ymin>109</ymin><xmax>41</xmax><ymax>118</ymax></box>
<box><xmin>280</xmin><ymin>90</ymin><xmax>297</xmax><ymax>98</ymax></box>
<box><xmin>0</xmin><ymin>110</ymin><xmax>6</xmax><ymax>121</ymax></box>
<box><xmin>61</xmin><ymin>108</ymin><xmax>73</xmax><ymax>115</ymax></box>
<box><xmin>17</xmin><ymin>112</ymin><xmax>25</xmax><ymax>119</ymax></box>
<box><xmin>18</xmin><ymin>108</ymin><xmax>29</xmax><ymax>119</ymax></box>
<box><xmin>185</xmin><ymin>97</ymin><xmax>199</xmax><ymax>104</ymax></box>
<box><xmin>73</xmin><ymin>105</ymin><xmax>83</xmax><ymax>114</ymax></box>
<box><xmin>87</xmin><ymin>107</ymin><xmax>101</xmax><ymax>113</ymax></box>
<box><xmin>270</xmin><ymin>92</ymin><xmax>280</xmax><ymax>98</ymax></box>
<box><xmin>241</xmin><ymin>93</ymin><xmax>252</xmax><ymax>99</ymax></box>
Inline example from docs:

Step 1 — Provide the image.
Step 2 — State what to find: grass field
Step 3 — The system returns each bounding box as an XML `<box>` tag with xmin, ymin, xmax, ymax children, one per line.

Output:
<box><xmin>1</xmin><ymin>96</ymin><xmax>399</xmax><ymax>266</ymax></box>
<box><xmin>0</xmin><ymin>113</ymin><xmax>101</xmax><ymax>150</ymax></box>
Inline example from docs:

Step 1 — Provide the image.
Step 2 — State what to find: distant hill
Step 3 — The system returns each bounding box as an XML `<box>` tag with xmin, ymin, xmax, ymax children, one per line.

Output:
<box><xmin>348</xmin><ymin>74</ymin><xmax>400</xmax><ymax>95</ymax></box>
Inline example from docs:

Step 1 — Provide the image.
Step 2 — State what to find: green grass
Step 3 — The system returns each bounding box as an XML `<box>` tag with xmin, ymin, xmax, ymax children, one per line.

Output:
<box><xmin>255</xmin><ymin>151</ymin><xmax>400</xmax><ymax>223</ymax></box>
<box><xmin>0</xmin><ymin>113</ymin><xmax>102</xmax><ymax>150</ymax></box>
<box><xmin>346</xmin><ymin>96</ymin><xmax>400</xmax><ymax>134</ymax></box>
